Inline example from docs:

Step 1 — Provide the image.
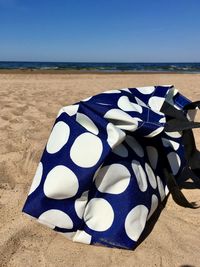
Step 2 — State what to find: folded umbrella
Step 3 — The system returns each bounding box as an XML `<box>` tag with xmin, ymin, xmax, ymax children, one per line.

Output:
<box><xmin>22</xmin><ymin>85</ymin><xmax>200</xmax><ymax>250</ymax></box>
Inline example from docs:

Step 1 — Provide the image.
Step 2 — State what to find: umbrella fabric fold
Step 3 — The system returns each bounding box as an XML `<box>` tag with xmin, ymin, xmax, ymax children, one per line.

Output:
<box><xmin>22</xmin><ymin>85</ymin><xmax>200</xmax><ymax>250</ymax></box>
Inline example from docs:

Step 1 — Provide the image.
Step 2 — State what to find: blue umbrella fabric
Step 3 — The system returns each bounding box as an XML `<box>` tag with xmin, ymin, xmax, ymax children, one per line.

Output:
<box><xmin>22</xmin><ymin>85</ymin><xmax>200</xmax><ymax>250</ymax></box>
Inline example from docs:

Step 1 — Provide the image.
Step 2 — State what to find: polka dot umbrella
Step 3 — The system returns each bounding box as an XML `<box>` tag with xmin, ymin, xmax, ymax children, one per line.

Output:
<box><xmin>22</xmin><ymin>85</ymin><xmax>200</xmax><ymax>250</ymax></box>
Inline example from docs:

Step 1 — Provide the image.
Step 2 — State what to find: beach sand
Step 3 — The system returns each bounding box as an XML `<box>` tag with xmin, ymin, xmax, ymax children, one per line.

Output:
<box><xmin>0</xmin><ymin>72</ymin><xmax>200</xmax><ymax>267</ymax></box>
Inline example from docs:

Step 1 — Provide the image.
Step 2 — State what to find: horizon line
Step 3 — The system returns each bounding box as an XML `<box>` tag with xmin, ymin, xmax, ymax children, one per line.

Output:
<box><xmin>0</xmin><ymin>60</ymin><xmax>200</xmax><ymax>64</ymax></box>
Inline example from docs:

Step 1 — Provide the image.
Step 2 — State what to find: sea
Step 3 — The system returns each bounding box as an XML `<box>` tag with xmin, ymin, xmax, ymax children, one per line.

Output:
<box><xmin>0</xmin><ymin>61</ymin><xmax>200</xmax><ymax>73</ymax></box>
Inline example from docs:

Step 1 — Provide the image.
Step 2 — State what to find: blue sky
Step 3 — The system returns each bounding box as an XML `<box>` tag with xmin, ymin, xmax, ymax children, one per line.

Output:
<box><xmin>0</xmin><ymin>0</ymin><xmax>200</xmax><ymax>62</ymax></box>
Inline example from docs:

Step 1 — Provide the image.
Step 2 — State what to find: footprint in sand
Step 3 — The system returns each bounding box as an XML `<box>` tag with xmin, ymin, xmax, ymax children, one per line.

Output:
<box><xmin>0</xmin><ymin>225</ymin><xmax>46</xmax><ymax>267</ymax></box>
<box><xmin>1</xmin><ymin>115</ymin><xmax>10</xmax><ymax>121</ymax></box>
<box><xmin>0</xmin><ymin>161</ymin><xmax>16</xmax><ymax>189</ymax></box>
<box><xmin>45</xmin><ymin>111</ymin><xmax>57</xmax><ymax>118</ymax></box>
<box><xmin>11</xmin><ymin>105</ymin><xmax>28</xmax><ymax>116</ymax></box>
<box><xmin>20</xmin><ymin>148</ymin><xmax>39</xmax><ymax>177</ymax></box>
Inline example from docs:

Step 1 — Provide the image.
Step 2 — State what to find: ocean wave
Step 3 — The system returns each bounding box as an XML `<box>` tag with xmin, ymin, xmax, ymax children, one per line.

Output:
<box><xmin>0</xmin><ymin>61</ymin><xmax>200</xmax><ymax>73</ymax></box>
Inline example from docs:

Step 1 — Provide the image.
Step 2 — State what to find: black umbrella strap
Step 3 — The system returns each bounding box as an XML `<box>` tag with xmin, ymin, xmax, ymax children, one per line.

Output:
<box><xmin>161</xmin><ymin>101</ymin><xmax>200</xmax><ymax>132</ymax></box>
<box><xmin>160</xmin><ymin>101</ymin><xmax>200</xmax><ymax>208</ymax></box>
<box><xmin>183</xmin><ymin>100</ymin><xmax>200</xmax><ymax>110</ymax></box>
<box><xmin>163</xmin><ymin>168</ymin><xmax>198</xmax><ymax>208</ymax></box>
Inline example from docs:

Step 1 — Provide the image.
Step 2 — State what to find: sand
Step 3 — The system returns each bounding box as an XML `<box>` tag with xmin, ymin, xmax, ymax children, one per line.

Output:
<box><xmin>0</xmin><ymin>72</ymin><xmax>199</xmax><ymax>267</ymax></box>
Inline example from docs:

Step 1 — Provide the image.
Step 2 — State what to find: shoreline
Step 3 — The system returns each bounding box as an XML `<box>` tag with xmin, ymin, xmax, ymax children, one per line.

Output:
<box><xmin>0</xmin><ymin>69</ymin><xmax>200</xmax><ymax>75</ymax></box>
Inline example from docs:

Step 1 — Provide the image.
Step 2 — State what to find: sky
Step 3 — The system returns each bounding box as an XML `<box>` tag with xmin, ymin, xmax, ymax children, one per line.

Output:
<box><xmin>0</xmin><ymin>0</ymin><xmax>200</xmax><ymax>62</ymax></box>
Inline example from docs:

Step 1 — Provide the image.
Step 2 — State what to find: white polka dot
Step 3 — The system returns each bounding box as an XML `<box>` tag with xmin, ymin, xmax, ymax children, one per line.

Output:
<box><xmin>104</xmin><ymin>109</ymin><xmax>138</xmax><ymax>132</ymax></box>
<box><xmin>113</xmin><ymin>144</ymin><xmax>128</xmax><ymax>157</ymax></box>
<box><xmin>75</xmin><ymin>190</ymin><xmax>89</xmax><ymax>219</ymax></box>
<box><xmin>127</xmin><ymin>103</ymin><xmax>143</xmax><ymax>114</ymax></box>
<box><xmin>145</xmin><ymin>163</ymin><xmax>157</xmax><ymax>189</ymax></box>
<box><xmin>147</xmin><ymin>195</ymin><xmax>159</xmax><ymax>220</ymax></box>
<box><xmin>95</xmin><ymin>164</ymin><xmax>131</xmax><ymax>194</ymax></box>
<box><xmin>159</xmin><ymin>117</ymin><xmax>166</xmax><ymax>123</ymax></box>
<box><xmin>153</xmin><ymin>110</ymin><xmax>165</xmax><ymax>116</ymax></box>
<box><xmin>73</xmin><ymin>230</ymin><xmax>92</xmax><ymax>244</ymax></box>
<box><xmin>46</xmin><ymin>121</ymin><xmax>70</xmax><ymax>154</ymax></box>
<box><xmin>117</xmin><ymin>96</ymin><xmax>143</xmax><ymax>113</ymax></box>
<box><xmin>82</xmin><ymin>96</ymin><xmax>92</xmax><ymax>102</ymax></box>
<box><xmin>38</xmin><ymin>209</ymin><xmax>73</xmax><ymax>229</ymax></box>
<box><xmin>70</xmin><ymin>133</ymin><xmax>103</xmax><ymax>167</ymax></box>
<box><xmin>57</xmin><ymin>108</ymin><xmax>65</xmax><ymax>118</ymax></box>
<box><xmin>135</xmin><ymin>117</ymin><xmax>143</xmax><ymax>122</ymax></box>
<box><xmin>144</xmin><ymin>127</ymin><xmax>164</xmax><ymax>138</ymax></box>
<box><xmin>165</xmin><ymin>86</ymin><xmax>177</xmax><ymax>106</ymax></box>
<box><xmin>92</xmin><ymin>164</ymin><xmax>103</xmax><ymax>181</ymax></box>
<box><xmin>132</xmin><ymin>160</ymin><xmax>147</xmax><ymax>192</ymax></box>
<box><xmin>103</xmin><ymin>89</ymin><xmax>121</xmax><ymax>94</ymax></box>
<box><xmin>165</xmin><ymin>185</ymin><xmax>169</xmax><ymax>195</ymax></box>
<box><xmin>136</xmin><ymin>86</ymin><xmax>155</xmax><ymax>94</ymax></box>
<box><xmin>148</xmin><ymin>96</ymin><xmax>165</xmax><ymax>111</ymax></box>
<box><xmin>163</xmin><ymin>84</ymin><xmax>173</xmax><ymax>87</ymax></box>
<box><xmin>106</xmin><ymin>123</ymin><xmax>126</xmax><ymax>148</ymax></box>
<box><xmin>135</xmin><ymin>96</ymin><xmax>148</xmax><ymax>107</ymax></box>
<box><xmin>28</xmin><ymin>162</ymin><xmax>43</xmax><ymax>195</ymax></box>
<box><xmin>157</xmin><ymin>176</ymin><xmax>165</xmax><ymax>201</ymax></box>
<box><xmin>167</xmin><ymin>152</ymin><xmax>181</xmax><ymax>175</ymax></box>
<box><xmin>125</xmin><ymin>135</ymin><xmax>144</xmax><ymax>157</ymax></box>
<box><xmin>62</xmin><ymin>104</ymin><xmax>79</xmax><ymax>116</ymax></box>
<box><xmin>146</xmin><ymin>146</ymin><xmax>158</xmax><ymax>170</ymax></box>
<box><xmin>43</xmin><ymin>165</ymin><xmax>79</xmax><ymax>199</ymax></box>
<box><xmin>76</xmin><ymin>113</ymin><xmax>99</xmax><ymax>135</ymax></box>
<box><xmin>165</xmin><ymin>131</ymin><xmax>182</xmax><ymax>138</ymax></box>
<box><xmin>162</xmin><ymin>138</ymin><xmax>180</xmax><ymax>151</ymax></box>
<box><xmin>125</xmin><ymin>205</ymin><xmax>148</xmax><ymax>241</ymax></box>
<box><xmin>120</xmin><ymin>88</ymin><xmax>132</xmax><ymax>93</ymax></box>
<box><xmin>83</xmin><ymin>198</ymin><xmax>114</xmax><ymax>231</ymax></box>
